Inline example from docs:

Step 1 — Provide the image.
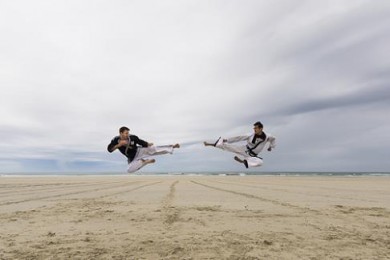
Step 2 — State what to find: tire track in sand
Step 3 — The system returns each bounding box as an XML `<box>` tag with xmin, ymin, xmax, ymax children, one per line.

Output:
<box><xmin>0</xmin><ymin>180</ymin><xmax>127</xmax><ymax>198</ymax></box>
<box><xmin>0</xmin><ymin>181</ymin><xmax>145</xmax><ymax>206</ymax></box>
<box><xmin>191</xmin><ymin>180</ymin><xmax>388</xmax><ymax>232</ymax></box>
<box><xmin>210</xmin><ymin>180</ymin><xmax>380</xmax><ymax>204</ymax></box>
<box><xmin>191</xmin><ymin>180</ymin><xmax>318</xmax><ymax>213</ymax></box>
<box><xmin>97</xmin><ymin>181</ymin><xmax>162</xmax><ymax>199</ymax></box>
<box><xmin>162</xmin><ymin>181</ymin><xmax>180</xmax><ymax>226</ymax></box>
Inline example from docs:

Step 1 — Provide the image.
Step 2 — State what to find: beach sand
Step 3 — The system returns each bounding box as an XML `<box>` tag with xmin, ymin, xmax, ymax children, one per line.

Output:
<box><xmin>0</xmin><ymin>175</ymin><xmax>389</xmax><ymax>259</ymax></box>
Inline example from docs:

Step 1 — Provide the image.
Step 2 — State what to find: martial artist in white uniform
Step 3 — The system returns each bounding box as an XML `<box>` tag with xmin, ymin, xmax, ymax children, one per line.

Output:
<box><xmin>204</xmin><ymin>121</ymin><xmax>276</xmax><ymax>168</ymax></box>
<box><xmin>108</xmin><ymin>126</ymin><xmax>180</xmax><ymax>173</ymax></box>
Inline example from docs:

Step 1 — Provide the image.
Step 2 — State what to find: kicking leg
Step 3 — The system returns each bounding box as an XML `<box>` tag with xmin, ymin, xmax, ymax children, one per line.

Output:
<box><xmin>204</xmin><ymin>137</ymin><xmax>222</xmax><ymax>147</ymax></box>
<box><xmin>150</xmin><ymin>144</ymin><xmax>180</xmax><ymax>155</ymax></box>
<box><xmin>137</xmin><ymin>144</ymin><xmax>180</xmax><ymax>159</ymax></box>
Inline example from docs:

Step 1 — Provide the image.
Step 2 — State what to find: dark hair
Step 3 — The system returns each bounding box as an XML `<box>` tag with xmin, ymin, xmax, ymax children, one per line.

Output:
<box><xmin>119</xmin><ymin>126</ymin><xmax>130</xmax><ymax>133</ymax></box>
<box><xmin>254</xmin><ymin>121</ymin><xmax>263</xmax><ymax>128</ymax></box>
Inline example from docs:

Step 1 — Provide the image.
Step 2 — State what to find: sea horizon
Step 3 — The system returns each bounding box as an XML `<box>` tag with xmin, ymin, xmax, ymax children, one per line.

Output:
<box><xmin>1</xmin><ymin>171</ymin><xmax>390</xmax><ymax>177</ymax></box>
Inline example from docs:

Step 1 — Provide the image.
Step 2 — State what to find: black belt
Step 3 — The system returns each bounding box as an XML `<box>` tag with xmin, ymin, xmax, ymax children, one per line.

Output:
<box><xmin>246</xmin><ymin>145</ymin><xmax>263</xmax><ymax>159</ymax></box>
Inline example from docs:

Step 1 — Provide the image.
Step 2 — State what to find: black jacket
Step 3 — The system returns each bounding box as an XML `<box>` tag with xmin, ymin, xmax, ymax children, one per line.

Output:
<box><xmin>107</xmin><ymin>135</ymin><xmax>148</xmax><ymax>162</ymax></box>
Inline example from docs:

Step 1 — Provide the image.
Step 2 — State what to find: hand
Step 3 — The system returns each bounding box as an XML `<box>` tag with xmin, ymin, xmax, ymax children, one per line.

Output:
<box><xmin>148</xmin><ymin>142</ymin><xmax>154</xmax><ymax>147</ymax></box>
<box><xmin>118</xmin><ymin>140</ymin><xmax>128</xmax><ymax>147</ymax></box>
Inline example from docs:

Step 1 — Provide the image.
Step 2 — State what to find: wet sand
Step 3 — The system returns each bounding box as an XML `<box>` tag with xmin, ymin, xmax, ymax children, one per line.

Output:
<box><xmin>1</xmin><ymin>175</ymin><xmax>389</xmax><ymax>259</ymax></box>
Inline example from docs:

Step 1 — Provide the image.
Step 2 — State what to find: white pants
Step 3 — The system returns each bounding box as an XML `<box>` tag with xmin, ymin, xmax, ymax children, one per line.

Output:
<box><xmin>215</xmin><ymin>139</ymin><xmax>263</xmax><ymax>168</ymax></box>
<box><xmin>127</xmin><ymin>145</ymin><xmax>174</xmax><ymax>173</ymax></box>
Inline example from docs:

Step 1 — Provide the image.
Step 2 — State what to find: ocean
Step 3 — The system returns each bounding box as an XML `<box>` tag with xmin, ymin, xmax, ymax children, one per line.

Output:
<box><xmin>1</xmin><ymin>172</ymin><xmax>390</xmax><ymax>177</ymax></box>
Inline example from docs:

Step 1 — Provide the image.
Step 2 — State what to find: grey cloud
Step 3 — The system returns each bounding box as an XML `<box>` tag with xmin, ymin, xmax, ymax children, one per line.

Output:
<box><xmin>1</xmin><ymin>1</ymin><xmax>390</xmax><ymax>172</ymax></box>
<box><xmin>279</xmin><ymin>84</ymin><xmax>390</xmax><ymax>116</ymax></box>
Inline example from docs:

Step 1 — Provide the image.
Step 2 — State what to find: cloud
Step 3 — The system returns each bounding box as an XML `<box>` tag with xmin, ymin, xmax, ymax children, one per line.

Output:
<box><xmin>278</xmin><ymin>83</ymin><xmax>390</xmax><ymax>116</ymax></box>
<box><xmin>1</xmin><ymin>1</ymin><xmax>389</xmax><ymax>173</ymax></box>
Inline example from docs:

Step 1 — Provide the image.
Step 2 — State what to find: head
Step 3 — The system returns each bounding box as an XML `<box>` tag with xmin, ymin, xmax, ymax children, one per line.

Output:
<box><xmin>253</xmin><ymin>121</ymin><xmax>263</xmax><ymax>135</ymax></box>
<box><xmin>119</xmin><ymin>126</ymin><xmax>130</xmax><ymax>139</ymax></box>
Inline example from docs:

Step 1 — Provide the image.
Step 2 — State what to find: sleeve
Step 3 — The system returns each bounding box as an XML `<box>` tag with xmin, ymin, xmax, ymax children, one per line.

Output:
<box><xmin>226</xmin><ymin>135</ymin><xmax>250</xmax><ymax>143</ymax></box>
<box><xmin>107</xmin><ymin>137</ymin><xmax>118</xmax><ymax>153</ymax></box>
<box><xmin>134</xmin><ymin>136</ymin><xmax>149</xmax><ymax>147</ymax></box>
<box><xmin>267</xmin><ymin>134</ymin><xmax>276</xmax><ymax>148</ymax></box>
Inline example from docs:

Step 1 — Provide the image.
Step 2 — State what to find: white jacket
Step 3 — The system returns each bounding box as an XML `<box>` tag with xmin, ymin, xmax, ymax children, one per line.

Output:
<box><xmin>226</xmin><ymin>131</ymin><xmax>276</xmax><ymax>155</ymax></box>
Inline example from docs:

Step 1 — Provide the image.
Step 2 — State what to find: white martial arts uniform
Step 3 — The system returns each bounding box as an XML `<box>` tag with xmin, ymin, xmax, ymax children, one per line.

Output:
<box><xmin>215</xmin><ymin>132</ymin><xmax>276</xmax><ymax>167</ymax></box>
<box><xmin>127</xmin><ymin>145</ymin><xmax>174</xmax><ymax>173</ymax></box>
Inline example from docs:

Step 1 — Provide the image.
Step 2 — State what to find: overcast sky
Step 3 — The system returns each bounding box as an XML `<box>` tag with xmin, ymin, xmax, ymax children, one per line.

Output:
<box><xmin>1</xmin><ymin>0</ymin><xmax>389</xmax><ymax>173</ymax></box>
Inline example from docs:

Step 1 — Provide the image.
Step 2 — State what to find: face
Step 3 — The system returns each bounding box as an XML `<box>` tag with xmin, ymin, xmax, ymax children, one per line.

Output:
<box><xmin>253</xmin><ymin>125</ymin><xmax>263</xmax><ymax>135</ymax></box>
<box><xmin>120</xmin><ymin>130</ymin><xmax>129</xmax><ymax>139</ymax></box>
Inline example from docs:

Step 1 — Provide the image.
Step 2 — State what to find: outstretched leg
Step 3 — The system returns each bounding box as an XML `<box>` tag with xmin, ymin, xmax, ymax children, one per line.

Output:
<box><xmin>205</xmin><ymin>137</ymin><xmax>247</xmax><ymax>156</ymax></box>
<box><xmin>127</xmin><ymin>144</ymin><xmax>179</xmax><ymax>174</ymax></box>
<box><xmin>142</xmin><ymin>144</ymin><xmax>180</xmax><ymax>157</ymax></box>
<box><xmin>204</xmin><ymin>137</ymin><xmax>222</xmax><ymax>147</ymax></box>
<box><xmin>205</xmin><ymin>137</ymin><xmax>263</xmax><ymax>169</ymax></box>
<box><xmin>135</xmin><ymin>144</ymin><xmax>180</xmax><ymax>160</ymax></box>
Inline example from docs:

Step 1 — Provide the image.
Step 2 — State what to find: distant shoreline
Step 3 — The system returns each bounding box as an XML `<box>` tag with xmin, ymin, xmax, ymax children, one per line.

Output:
<box><xmin>2</xmin><ymin>172</ymin><xmax>390</xmax><ymax>177</ymax></box>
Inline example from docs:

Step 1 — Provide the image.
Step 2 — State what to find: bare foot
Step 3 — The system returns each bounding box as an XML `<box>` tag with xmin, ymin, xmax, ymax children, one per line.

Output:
<box><xmin>173</xmin><ymin>143</ymin><xmax>180</xmax><ymax>148</ymax></box>
<box><xmin>204</xmin><ymin>137</ymin><xmax>222</xmax><ymax>147</ymax></box>
<box><xmin>142</xmin><ymin>159</ymin><xmax>156</xmax><ymax>165</ymax></box>
<box><xmin>234</xmin><ymin>156</ymin><xmax>248</xmax><ymax>168</ymax></box>
<box><xmin>234</xmin><ymin>156</ymin><xmax>244</xmax><ymax>163</ymax></box>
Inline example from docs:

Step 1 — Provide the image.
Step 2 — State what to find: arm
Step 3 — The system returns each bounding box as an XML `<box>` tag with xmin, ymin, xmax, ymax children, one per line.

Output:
<box><xmin>267</xmin><ymin>135</ymin><xmax>276</xmax><ymax>151</ymax></box>
<box><xmin>134</xmin><ymin>136</ymin><xmax>149</xmax><ymax>147</ymax></box>
<box><xmin>107</xmin><ymin>137</ymin><xmax>119</xmax><ymax>153</ymax></box>
<box><xmin>107</xmin><ymin>137</ymin><xmax>127</xmax><ymax>152</ymax></box>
